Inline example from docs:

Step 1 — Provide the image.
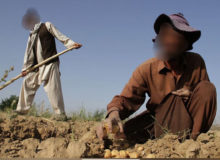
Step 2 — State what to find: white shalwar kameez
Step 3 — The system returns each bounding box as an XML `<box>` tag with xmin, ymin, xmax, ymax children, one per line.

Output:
<box><xmin>16</xmin><ymin>22</ymin><xmax>76</xmax><ymax>114</ymax></box>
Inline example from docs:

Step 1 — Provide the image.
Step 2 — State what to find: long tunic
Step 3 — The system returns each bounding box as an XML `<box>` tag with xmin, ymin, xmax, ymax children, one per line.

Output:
<box><xmin>106</xmin><ymin>52</ymin><xmax>216</xmax><ymax>140</ymax></box>
<box><xmin>22</xmin><ymin>22</ymin><xmax>76</xmax><ymax>84</ymax></box>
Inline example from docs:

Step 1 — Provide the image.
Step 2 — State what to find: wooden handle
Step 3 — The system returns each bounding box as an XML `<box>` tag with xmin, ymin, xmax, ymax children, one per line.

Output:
<box><xmin>0</xmin><ymin>46</ymin><xmax>77</xmax><ymax>91</ymax></box>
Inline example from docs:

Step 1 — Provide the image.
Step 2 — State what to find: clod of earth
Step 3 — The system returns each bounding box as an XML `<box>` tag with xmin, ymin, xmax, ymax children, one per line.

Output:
<box><xmin>103</xmin><ymin>121</ymin><xmax>120</xmax><ymax>137</ymax></box>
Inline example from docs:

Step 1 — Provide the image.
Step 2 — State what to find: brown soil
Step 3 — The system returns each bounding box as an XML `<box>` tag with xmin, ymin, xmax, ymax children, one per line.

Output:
<box><xmin>0</xmin><ymin>114</ymin><xmax>219</xmax><ymax>158</ymax></box>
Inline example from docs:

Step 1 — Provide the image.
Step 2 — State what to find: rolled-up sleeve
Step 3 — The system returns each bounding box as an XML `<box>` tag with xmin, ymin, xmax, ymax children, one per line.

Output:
<box><xmin>106</xmin><ymin>65</ymin><xmax>149</xmax><ymax>120</ymax></box>
<box><xmin>45</xmin><ymin>22</ymin><xmax>76</xmax><ymax>49</ymax></box>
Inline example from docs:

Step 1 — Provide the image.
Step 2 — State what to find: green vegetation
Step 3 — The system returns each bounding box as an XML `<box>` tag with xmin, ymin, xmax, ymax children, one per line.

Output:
<box><xmin>0</xmin><ymin>95</ymin><xmax>106</xmax><ymax>121</ymax></box>
<box><xmin>70</xmin><ymin>107</ymin><xmax>106</xmax><ymax>122</ymax></box>
<box><xmin>0</xmin><ymin>95</ymin><xmax>18</xmax><ymax>111</ymax></box>
<box><xmin>27</xmin><ymin>102</ymin><xmax>53</xmax><ymax>118</ymax></box>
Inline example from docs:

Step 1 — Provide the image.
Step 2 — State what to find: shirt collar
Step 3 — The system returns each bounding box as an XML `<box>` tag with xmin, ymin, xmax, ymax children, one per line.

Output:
<box><xmin>157</xmin><ymin>60</ymin><xmax>168</xmax><ymax>73</ymax></box>
<box><xmin>157</xmin><ymin>53</ymin><xmax>187</xmax><ymax>74</ymax></box>
<box><xmin>29</xmin><ymin>22</ymin><xmax>42</xmax><ymax>36</ymax></box>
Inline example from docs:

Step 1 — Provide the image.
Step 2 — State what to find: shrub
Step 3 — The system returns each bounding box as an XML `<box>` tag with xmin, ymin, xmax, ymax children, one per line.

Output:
<box><xmin>0</xmin><ymin>95</ymin><xmax>18</xmax><ymax>111</ymax></box>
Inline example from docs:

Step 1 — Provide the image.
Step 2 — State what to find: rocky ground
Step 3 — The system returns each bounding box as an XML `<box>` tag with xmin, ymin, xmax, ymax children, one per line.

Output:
<box><xmin>0</xmin><ymin>113</ymin><xmax>220</xmax><ymax>158</ymax></box>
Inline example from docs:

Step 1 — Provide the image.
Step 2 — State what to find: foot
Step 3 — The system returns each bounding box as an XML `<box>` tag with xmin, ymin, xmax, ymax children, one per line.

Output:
<box><xmin>13</xmin><ymin>109</ymin><xmax>29</xmax><ymax>115</ymax></box>
<box><xmin>10</xmin><ymin>109</ymin><xmax>29</xmax><ymax>119</ymax></box>
<box><xmin>51</xmin><ymin>113</ymin><xmax>68</xmax><ymax>121</ymax></box>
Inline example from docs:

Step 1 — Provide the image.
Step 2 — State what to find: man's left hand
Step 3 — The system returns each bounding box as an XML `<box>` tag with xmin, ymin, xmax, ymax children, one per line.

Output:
<box><xmin>171</xmin><ymin>87</ymin><xmax>192</xmax><ymax>101</ymax></box>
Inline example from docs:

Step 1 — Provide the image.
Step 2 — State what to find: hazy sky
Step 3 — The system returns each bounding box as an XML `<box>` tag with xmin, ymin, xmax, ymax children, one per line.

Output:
<box><xmin>0</xmin><ymin>0</ymin><xmax>219</xmax><ymax>123</ymax></box>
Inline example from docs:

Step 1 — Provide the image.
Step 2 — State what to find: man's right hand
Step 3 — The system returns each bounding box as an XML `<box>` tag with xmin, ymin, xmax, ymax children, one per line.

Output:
<box><xmin>96</xmin><ymin>110</ymin><xmax>125</xmax><ymax>140</ymax></box>
<box><xmin>72</xmin><ymin>43</ymin><xmax>82</xmax><ymax>49</ymax></box>
<box><xmin>21</xmin><ymin>71</ymin><xmax>27</xmax><ymax>77</ymax></box>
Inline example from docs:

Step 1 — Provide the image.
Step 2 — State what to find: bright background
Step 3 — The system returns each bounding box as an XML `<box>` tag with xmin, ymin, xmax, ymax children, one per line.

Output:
<box><xmin>0</xmin><ymin>0</ymin><xmax>219</xmax><ymax>123</ymax></box>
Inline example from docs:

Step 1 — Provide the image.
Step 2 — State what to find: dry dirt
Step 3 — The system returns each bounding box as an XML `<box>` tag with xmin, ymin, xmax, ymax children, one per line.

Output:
<box><xmin>0</xmin><ymin>114</ymin><xmax>220</xmax><ymax>158</ymax></box>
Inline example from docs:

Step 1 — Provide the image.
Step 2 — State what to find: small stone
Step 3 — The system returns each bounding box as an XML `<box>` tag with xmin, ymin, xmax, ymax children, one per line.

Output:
<box><xmin>146</xmin><ymin>153</ymin><xmax>156</xmax><ymax>158</ymax></box>
<box><xmin>111</xmin><ymin>149</ymin><xmax>119</xmax><ymax>158</ymax></box>
<box><xmin>128</xmin><ymin>152</ymin><xmax>139</xmax><ymax>158</ymax></box>
<box><xmin>119</xmin><ymin>150</ymin><xmax>127</xmax><ymax>158</ymax></box>
<box><xmin>126</xmin><ymin>150</ymin><xmax>130</xmax><ymax>155</ymax></box>
<box><xmin>137</xmin><ymin>146</ymin><xmax>144</xmax><ymax>151</ymax></box>
<box><xmin>104</xmin><ymin>149</ymin><xmax>111</xmax><ymax>158</ymax></box>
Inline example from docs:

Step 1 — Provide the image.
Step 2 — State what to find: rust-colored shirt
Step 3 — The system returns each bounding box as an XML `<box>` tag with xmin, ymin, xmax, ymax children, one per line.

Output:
<box><xmin>107</xmin><ymin>52</ymin><xmax>210</xmax><ymax>120</ymax></box>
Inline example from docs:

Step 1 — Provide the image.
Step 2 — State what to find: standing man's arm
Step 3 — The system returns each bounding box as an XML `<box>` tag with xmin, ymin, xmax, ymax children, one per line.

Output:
<box><xmin>21</xmin><ymin>36</ymin><xmax>33</xmax><ymax>77</ymax></box>
<box><xmin>45</xmin><ymin>22</ymin><xmax>82</xmax><ymax>49</ymax></box>
<box><xmin>22</xmin><ymin>37</ymin><xmax>30</xmax><ymax>71</ymax></box>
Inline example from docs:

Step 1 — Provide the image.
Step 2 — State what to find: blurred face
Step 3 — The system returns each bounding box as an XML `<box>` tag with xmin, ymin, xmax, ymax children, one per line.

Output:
<box><xmin>22</xmin><ymin>9</ymin><xmax>40</xmax><ymax>30</ymax></box>
<box><xmin>154</xmin><ymin>23</ymin><xmax>188</xmax><ymax>61</ymax></box>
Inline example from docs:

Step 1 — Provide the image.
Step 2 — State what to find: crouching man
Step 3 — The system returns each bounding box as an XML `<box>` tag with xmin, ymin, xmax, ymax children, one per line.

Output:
<box><xmin>15</xmin><ymin>8</ymin><xmax>82</xmax><ymax>121</ymax></box>
<box><xmin>97</xmin><ymin>13</ymin><xmax>217</xmax><ymax>142</ymax></box>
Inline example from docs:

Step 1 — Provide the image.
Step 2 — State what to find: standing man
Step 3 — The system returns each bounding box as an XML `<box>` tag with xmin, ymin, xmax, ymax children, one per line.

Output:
<box><xmin>15</xmin><ymin>8</ymin><xmax>82</xmax><ymax>120</ymax></box>
<box><xmin>97</xmin><ymin>13</ymin><xmax>217</xmax><ymax>142</ymax></box>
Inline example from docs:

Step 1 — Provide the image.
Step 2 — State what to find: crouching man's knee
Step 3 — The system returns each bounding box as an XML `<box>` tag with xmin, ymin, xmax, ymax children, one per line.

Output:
<box><xmin>194</xmin><ymin>80</ymin><xmax>216</xmax><ymax>101</ymax></box>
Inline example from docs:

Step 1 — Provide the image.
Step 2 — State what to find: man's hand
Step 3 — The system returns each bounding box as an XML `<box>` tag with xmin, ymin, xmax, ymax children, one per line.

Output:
<box><xmin>72</xmin><ymin>43</ymin><xmax>82</xmax><ymax>49</ymax></box>
<box><xmin>21</xmin><ymin>71</ymin><xmax>27</xmax><ymax>77</ymax></box>
<box><xmin>96</xmin><ymin>110</ymin><xmax>125</xmax><ymax>140</ymax></box>
<box><xmin>171</xmin><ymin>87</ymin><xmax>191</xmax><ymax>102</ymax></box>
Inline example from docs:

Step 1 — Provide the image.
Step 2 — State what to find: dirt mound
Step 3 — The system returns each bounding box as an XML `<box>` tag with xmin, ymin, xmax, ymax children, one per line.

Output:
<box><xmin>0</xmin><ymin>116</ymin><xmax>71</xmax><ymax>140</ymax></box>
<box><xmin>103</xmin><ymin>131</ymin><xmax>220</xmax><ymax>158</ymax></box>
<box><xmin>0</xmin><ymin>114</ymin><xmax>220</xmax><ymax>158</ymax></box>
<box><xmin>0</xmin><ymin>115</ymin><xmax>104</xmax><ymax>158</ymax></box>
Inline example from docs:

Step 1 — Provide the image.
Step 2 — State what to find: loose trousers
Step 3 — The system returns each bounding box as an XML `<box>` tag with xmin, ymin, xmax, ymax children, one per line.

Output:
<box><xmin>16</xmin><ymin>62</ymin><xmax>65</xmax><ymax>115</ymax></box>
<box><xmin>123</xmin><ymin>81</ymin><xmax>217</xmax><ymax>143</ymax></box>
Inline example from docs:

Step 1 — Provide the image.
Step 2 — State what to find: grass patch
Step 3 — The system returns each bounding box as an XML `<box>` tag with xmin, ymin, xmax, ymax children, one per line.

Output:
<box><xmin>27</xmin><ymin>102</ymin><xmax>53</xmax><ymax>118</ymax></box>
<box><xmin>70</xmin><ymin>107</ymin><xmax>106</xmax><ymax>122</ymax></box>
<box><xmin>0</xmin><ymin>95</ymin><xmax>106</xmax><ymax>121</ymax></box>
